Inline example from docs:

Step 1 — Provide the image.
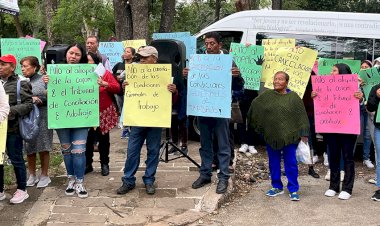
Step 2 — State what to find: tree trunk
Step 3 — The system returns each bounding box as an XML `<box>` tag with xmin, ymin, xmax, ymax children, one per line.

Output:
<box><xmin>159</xmin><ymin>0</ymin><xmax>176</xmax><ymax>33</ymax></box>
<box><xmin>13</xmin><ymin>16</ymin><xmax>24</xmax><ymax>37</ymax></box>
<box><xmin>235</xmin><ymin>0</ymin><xmax>260</xmax><ymax>11</ymax></box>
<box><xmin>45</xmin><ymin>0</ymin><xmax>56</xmax><ymax>45</ymax></box>
<box><xmin>130</xmin><ymin>0</ymin><xmax>149</xmax><ymax>40</ymax></box>
<box><xmin>272</xmin><ymin>0</ymin><xmax>282</xmax><ymax>10</ymax></box>
<box><xmin>214</xmin><ymin>0</ymin><xmax>221</xmax><ymax>21</ymax></box>
<box><xmin>113</xmin><ymin>0</ymin><xmax>133</xmax><ymax>40</ymax></box>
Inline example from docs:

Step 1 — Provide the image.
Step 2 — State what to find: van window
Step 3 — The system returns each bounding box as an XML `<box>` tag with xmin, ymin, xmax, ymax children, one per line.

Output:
<box><xmin>256</xmin><ymin>32</ymin><xmax>376</xmax><ymax>61</ymax></box>
<box><xmin>196</xmin><ymin>31</ymin><xmax>243</xmax><ymax>53</ymax></box>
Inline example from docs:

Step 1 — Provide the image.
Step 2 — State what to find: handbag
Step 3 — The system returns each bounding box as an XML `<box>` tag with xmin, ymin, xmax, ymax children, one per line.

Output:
<box><xmin>231</xmin><ymin>102</ymin><xmax>243</xmax><ymax>123</ymax></box>
<box><xmin>16</xmin><ymin>80</ymin><xmax>40</xmax><ymax>142</ymax></box>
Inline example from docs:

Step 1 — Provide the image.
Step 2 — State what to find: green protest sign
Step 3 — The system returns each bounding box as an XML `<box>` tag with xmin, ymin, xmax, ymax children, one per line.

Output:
<box><xmin>0</xmin><ymin>38</ymin><xmax>41</xmax><ymax>76</ymax></box>
<box><xmin>318</xmin><ymin>58</ymin><xmax>361</xmax><ymax>75</ymax></box>
<box><xmin>229</xmin><ymin>43</ymin><xmax>264</xmax><ymax>90</ymax></box>
<box><xmin>359</xmin><ymin>67</ymin><xmax>380</xmax><ymax>100</ymax></box>
<box><xmin>47</xmin><ymin>64</ymin><xmax>99</xmax><ymax>129</ymax></box>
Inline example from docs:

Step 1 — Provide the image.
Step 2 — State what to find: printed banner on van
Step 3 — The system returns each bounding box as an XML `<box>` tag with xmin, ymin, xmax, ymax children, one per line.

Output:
<box><xmin>99</xmin><ymin>42</ymin><xmax>124</xmax><ymax>69</ymax></box>
<box><xmin>187</xmin><ymin>54</ymin><xmax>232</xmax><ymax>118</ymax></box>
<box><xmin>0</xmin><ymin>0</ymin><xmax>19</xmax><ymax>15</ymax></box>
<box><xmin>312</xmin><ymin>74</ymin><xmax>360</xmax><ymax>134</ymax></box>
<box><xmin>359</xmin><ymin>67</ymin><xmax>380</xmax><ymax>100</ymax></box>
<box><xmin>261</xmin><ymin>38</ymin><xmax>295</xmax><ymax>82</ymax></box>
<box><xmin>264</xmin><ymin>46</ymin><xmax>318</xmax><ymax>98</ymax></box>
<box><xmin>318</xmin><ymin>58</ymin><xmax>361</xmax><ymax>75</ymax></box>
<box><xmin>123</xmin><ymin>64</ymin><xmax>172</xmax><ymax>128</ymax></box>
<box><xmin>0</xmin><ymin>38</ymin><xmax>41</xmax><ymax>76</ymax></box>
<box><xmin>47</xmin><ymin>64</ymin><xmax>99</xmax><ymax>129</ymax></box>
<box><xmin>0</xmin><ymin>96</ymin><xmax>8</xmax><ymax>165</ymax></box>
<box><xmin>230</xmin><ymin>43</ymin><xmax>264</xmax><ymax>90</ymax></box>
<box><xmin>152</xmin><ymin>32</ymin><xmax>196</xmax><ymax>65</ymax></box>
<box><xmin>122</xmin><ymin>39</ymin><xmax>147</xmax><ymax>51</ymax></box>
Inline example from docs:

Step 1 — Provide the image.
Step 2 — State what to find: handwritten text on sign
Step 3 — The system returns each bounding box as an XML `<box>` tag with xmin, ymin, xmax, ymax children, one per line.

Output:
<box><xmin>312</xmin><ymin>74</ymin><xmax>360</xmax><ymax>134</ymax></box>
<box><xmin>230</xmin><ymin>43</ymin><xmax>264</xmax><ymax>90</ymax></box>
<box><xmin>261</xmin><ymin>38</ymin><xmax>295</xmax><ymax>82</ymax></box>
<box><xmin>0</xmin><ymin>38</ymin><xmax>41</xmax><ymax>76</ymax></box>
<box><xmin>359</xmin><ymin>67</ymin><xmax>380</xmax><ymax>100</ymax></box>
<box><xmin>123</xmin><ymin>64</ymin><xmax>172</xmax><ymax>128</ymax></box>
<box><xmin>318</xmin><ymin>58</ymin><xmax>361</xmax><ymax>75</ymax></box>
<box><xmin>47</xmin><ymin>64</ymin><xmax>99</xmax><ymax>129</ymax></box>
<box><xmin>99</xmin><ymin>42</ymin><xmax>124</xmax><ymax>69</ymax></box>
<box><xmin>122</xmin><ymin>39</ymin><xmax>147</xmax><ymax>50</ymax></box>
<box><xmin>264</xmin><ymin>47</ymin><xmax>318</xmax><ymax>98</ymax></box>
<box><xmin>187</xmin><ymin>54</ymin><xmax>232</xmax><ymax>118</ymax></box>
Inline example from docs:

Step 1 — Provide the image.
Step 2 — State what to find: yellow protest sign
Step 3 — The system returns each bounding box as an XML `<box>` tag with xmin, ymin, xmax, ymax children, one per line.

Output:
<box><xmin>261</xmin><ymin>39</ymin><xmax>295</xmax><ymax>82</ymax></box>
<box><xmin>264</xmin><ymin>47</ymin><xmax>318</xmax><ymax>98</ymax></box>
<box><xmin>123</xmin><ymin>64</ymin><xmax>172</xmax><ymax>128</ymax></box>
<box><xmin>122</xmin><ymin>39</ymin><xmax>147</xmax><ymax>50</ymax></box>
<box><xmin>0</xmin><ymin>96</ymin><xmax>8</xmax><ymax>165</ymax></box>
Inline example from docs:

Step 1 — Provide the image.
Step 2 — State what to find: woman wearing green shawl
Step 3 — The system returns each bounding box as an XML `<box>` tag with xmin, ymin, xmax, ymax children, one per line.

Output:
<box><xmin>248</xmin><ymin>71</ymin><xmax>309</xmax><ymax>201</ymax></box>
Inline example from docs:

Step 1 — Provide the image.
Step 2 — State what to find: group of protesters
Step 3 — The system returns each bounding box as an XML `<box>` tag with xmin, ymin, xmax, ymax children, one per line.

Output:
<box><xmin>0</xmin><ymin>31</ymin><xmax>379</xmax><ymax>205</ymax></box>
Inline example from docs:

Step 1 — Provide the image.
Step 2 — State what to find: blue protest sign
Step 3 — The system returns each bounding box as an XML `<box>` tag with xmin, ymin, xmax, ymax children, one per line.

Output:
<box><xmin>187</xmin><ymin>54</ymin><xmax>232</xmax><ymax>118</ymax></box>
<box><xmin>98</xmin><ymin>42</ymin><xmax>124</xmax><ymax>69</ymax></box>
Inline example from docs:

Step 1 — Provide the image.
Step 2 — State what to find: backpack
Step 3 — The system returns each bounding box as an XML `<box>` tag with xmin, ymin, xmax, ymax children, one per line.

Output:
<box><xmin>16</xmin><ymin>80</ymin><xmax>40</xmax><ymax>142</ymax></box>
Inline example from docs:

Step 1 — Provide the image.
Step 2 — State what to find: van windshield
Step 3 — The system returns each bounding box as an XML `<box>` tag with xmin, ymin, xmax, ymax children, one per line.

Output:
<box><xmin>196</xmin><ymin>31</ymin><xmax>243</xmax><ymax>54</ymax></box>
<box><xmin>256</xmin><ymin>32</ymin><xmax>378</xmax><ymax>61</ymax></box>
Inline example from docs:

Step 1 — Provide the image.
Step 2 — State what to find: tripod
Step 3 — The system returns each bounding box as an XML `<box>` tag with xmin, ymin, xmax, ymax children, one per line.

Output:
<box><xmin>159</xmin><ymin>128</ymin><xmax>200</xmax><ymax>168</ymax></box>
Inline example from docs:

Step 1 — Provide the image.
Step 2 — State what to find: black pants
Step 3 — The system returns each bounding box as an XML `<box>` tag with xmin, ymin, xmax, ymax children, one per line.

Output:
<box><xmin>324</xmin><ymin>133</ymin><xmax>356</xmax><ymax>194</ymax></box>
<box><xmin>237</xmin><ymin>91</ymin><xmax>260</xmax><ymax>146</ymax></box>
<box><xmin>86</xmin><ymin>127</ymin><xmax>110</xmax><ymax>166</ymax></box>
<box><xmin>170</xmin><ymin>115</ymin><xmax>188</xmax><ymax>147</ymax></box>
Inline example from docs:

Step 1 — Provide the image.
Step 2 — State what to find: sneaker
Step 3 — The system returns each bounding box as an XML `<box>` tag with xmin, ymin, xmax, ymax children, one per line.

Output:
<box><xmin>168</xmin><ymin>146</ymin><xmax>178</xmax><ymax>156</ymax></box>
<box><xmin>340</xmin><ymin>171</ymin><xmax>345</xmax><ymax>182</ymax></box>
<box><xmin>324</xmin><ymin>189</ymin><xmax>337</xmax><ymax>197</ymax></box>
<box><xmin>75</xmin><ymin>183</ymin><xmax>88</xmax><ymax>198</ymax></box>
<box><xmin>65</xmin><ymin>179</ymin><xmax>76</xmax><ymax>196</ymax></box>
<box><xmin>371</xmin><ymin>190</ymin><xmax>380</xmax><ymax>201</ymax></box>
<box><xmin>180</xmin><ymin>146</ymin><xmax>188</xmax><ymax>156</ymax></box>
<box><xmin>0</xmin><ymin>192</ymin><xmax>5</xmax><ymax>201</ymax></box>
<box><xmin>248</xmin><ymin>146</ymin><xmax>258</xmax><ymax>154</ymax></box>
<box><xmin>36</xmin><ymin>176</ymin><xmax>51</xmax><ymax>188</ymax></box>
<box><xmin>117</xmin><ymin>183</ymin><xmax>136</xmax><ymax>194</ymax></box>
<box><xmin>289</xmin><ymin>192</ymin><xmax>300</xmax><ymax>201</ymax></box>
<box><xmin>325</xmin><ymin>170</ymin><xmax>330</xmax><ymax>181</ymax></box>
<box><xmin>265</xmin><ymin>188</ymin><xmax>284</xmax><ymax>197</ymax></box>
<box><xmin>239</xmin><ymin>144</ymin><xmax>248</xmax><ymax>153</ymax></box>
<box><xmin>10</xmin><ymin>189</ymin><xmax>29</xmax><ymax>204</ymax></box>
<box><xmin>369</xmin><ymin>178</ymin><xmax>377</xmax><ymax>184</ymax></box>
<box><xmin>338</xmin><ymin>191</ymin><xmax>351</xmax><ymax>200</ymax></box>
<box><xmin>363</xmin><ymin>160</ymin><xmax>375</xmax><ymax>169</ymax></box>
<box><xmin>323</xmin><ymin>153</ymin><xmax>329</xmax><ymax>166</ymax></box>
<box><xmin>26</xmin><ymin>175</ymin><xmax>39</xmax><ymax>187</ymax></box>
<box><xmin>312</xmin><ymin>155</ymin><xmax>319</xmax><ymax>164</ymax></box>
<box><xmin>120</xmin><ymin>128</ymin><xmax>129</xmax><ymax>139</ymax></box>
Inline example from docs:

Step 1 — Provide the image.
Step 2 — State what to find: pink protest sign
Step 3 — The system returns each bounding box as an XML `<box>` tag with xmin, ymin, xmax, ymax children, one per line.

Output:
<box><xmin>25</xmin><ymin>35</ymin><xmax>46</xmax><ymax>53</ymax></box>
<box><xmin>312</xmin><ymin>74</ymin><xmax>360</xmax><ymax>134</ymax></box>
<box><xmin>312</xmin><ymin>60</ymin><xmax>318</xmax><ymax>75</ymax></box>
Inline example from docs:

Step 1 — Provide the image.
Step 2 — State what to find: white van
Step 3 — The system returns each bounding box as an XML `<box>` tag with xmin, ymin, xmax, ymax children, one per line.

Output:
<box><xmin>196</xmin><ymin>10</ymin><xmax>380</xmax><ymax>61</ymax></box>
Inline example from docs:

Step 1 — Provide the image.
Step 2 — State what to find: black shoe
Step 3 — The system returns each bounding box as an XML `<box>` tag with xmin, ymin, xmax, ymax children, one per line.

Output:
<box><xmin>371</xmin><ymin>190</ymin><xmax>380</xmax><ymax>201</ymax></box>
<box><xmin>168</xmin><ymin>146</ymin><xmax>177</xmax><ymax>155</ymax></box>
<box><xmin>216</xmin><ymin>180</ymin><xmax>228</xmax><ymax>194</ymax></box>
<box><xmin>101</xmin><ymin>164</ymin><xmax>110</xmax><ymax>176</ymax></box>
<box><xmin>308</xmin><ymin>168</ymin><xmax>320</xmax><ymax>179</ymax></box>
<box><xmin>212</xmin><ymin>164</ymin><xmax>218</xmax><ymax>172</ymax></box>
<box><xmin>180</xmin><ymin>146</ymin><xmax>188</xmax><ymax>156</ymax></box>
<box><xmin>116</xmin><ymin>183</ymin><xmax>135</xmax><ymax>195</ymax></box>
<box><xmin>85</xmin><ymin>165</ymin><xmax>93</xmax><ymax>174</ymax></box>
<box><xmin>145</xmin><ymin>184</ymin><xmax>155</xmax><ymax>195</ymax></box>
<box><xmin>192</xmin><ymin>177</ymin><xmax>211</xmax><ymax>189</ymax></box>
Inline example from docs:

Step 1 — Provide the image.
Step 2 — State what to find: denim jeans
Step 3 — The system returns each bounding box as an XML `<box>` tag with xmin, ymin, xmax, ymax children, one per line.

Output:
<box><xmin>372</xmin><ymin>128</ymin><xmax>380</xmax><ymax>187</ymax></box>
<box><xmin>4</xmin><ymin>133</ymin><xmax>27</xmax><ymax>190</ymax></box>
<box><xmin>267</xmin><ymin>144</ymin><xmax>299</xmax><ymax>193</ymax></box>
<box><xmin>198</xmin><ymin>117</ymin><xmax>230</xmax><ymax>181</ymax></box>
<box><xmin>359</xmin><ymin>106</ymin><xmax>372</xmax><ymax>160</ymax></box>
<box><xmin>122</xmin><ymin>126</ymin><xmax>162</xmax><ymax>186</ymax></box>
<box><xmin>56</xmin><ymin>128</ymin><xmax>88</xmax><ymax>182</ymax></box>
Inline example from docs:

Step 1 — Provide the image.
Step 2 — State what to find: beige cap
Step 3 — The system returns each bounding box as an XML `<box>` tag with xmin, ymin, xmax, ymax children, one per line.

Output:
<box><xmin>136</xmin><ymin>46</ymin><xmax>158</xmax><ymax>58</ymax></box>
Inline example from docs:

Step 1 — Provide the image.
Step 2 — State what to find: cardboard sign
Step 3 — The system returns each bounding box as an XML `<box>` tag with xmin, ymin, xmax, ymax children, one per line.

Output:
<box><xmin>0</xmin><ymin>38</ymin><xmax>41</xmax><ymax>75</ymax></box>
<box><xmin>312</xmin><ymin>74</ymin><xmax>360</xmax><ymax>134</ymax></box>
<box><xmin>264</xmin><ymin>47</ymin><xmax>318</xmax><ymax>98</ymax></box>
<box><xmin>123</xmin><ymin>64</ymin><xmax>172</xmax><ymax>128</ymax></box>
<box><xmin>99</xmin><ymin>42</ymin><xmax>124</xmax><ymax>69</ymax></box>
<box><xmin>230</xmin><ymin>43</ymin><xmax>264</xmax><ymax>90</ymax></box>
<box><xmin>187</xmin><ymin>54</ymin><xmax>232</xmax><ymax>118</ymax></box>
<box><xmin>0</xmin><ymin>96</ymin><xmax>8</xmax><ymax>165</ymax></box>
<box><xmin>261</xmin><ymin>38</ymin><xmax>296</xmax><ymax>82</ymax></box>
<box><xmin>318</xmin><ymin>58</ymin><xmax>361</xmax><ymax>75</ymax></box>
<box><xmin>47</xmin><ymin>64</ymin><xmax>99</xmax><ymax>129</ymax></box>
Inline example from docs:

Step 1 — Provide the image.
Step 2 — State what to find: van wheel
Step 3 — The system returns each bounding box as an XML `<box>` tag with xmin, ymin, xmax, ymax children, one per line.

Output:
<box><xmin>188</xmin><ymin>116</ymin><xmax>200</xmax><ymax>141</ymax></box>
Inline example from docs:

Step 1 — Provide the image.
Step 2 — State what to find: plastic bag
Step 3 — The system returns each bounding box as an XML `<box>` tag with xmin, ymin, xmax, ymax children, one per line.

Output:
<box><xmin>296</xmin><ymin>141</ymin><xmax>312</xmax><ymax>164</ymax></box>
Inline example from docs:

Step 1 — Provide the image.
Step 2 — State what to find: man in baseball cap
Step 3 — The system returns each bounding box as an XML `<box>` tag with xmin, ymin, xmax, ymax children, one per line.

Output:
<box><xmin>0</xmin><ymin>54</ymin><xmax>17</xmax><ymax>65</ymax></box>
<box><xmin>0</xmin><ymin>54</ymin><xmax>17</xmax><ymax>79</ymax></box>
<box><xmin>136</xmin><ymin>46</ymin><xmax>158</xmax><ymax>64</ymax></box>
